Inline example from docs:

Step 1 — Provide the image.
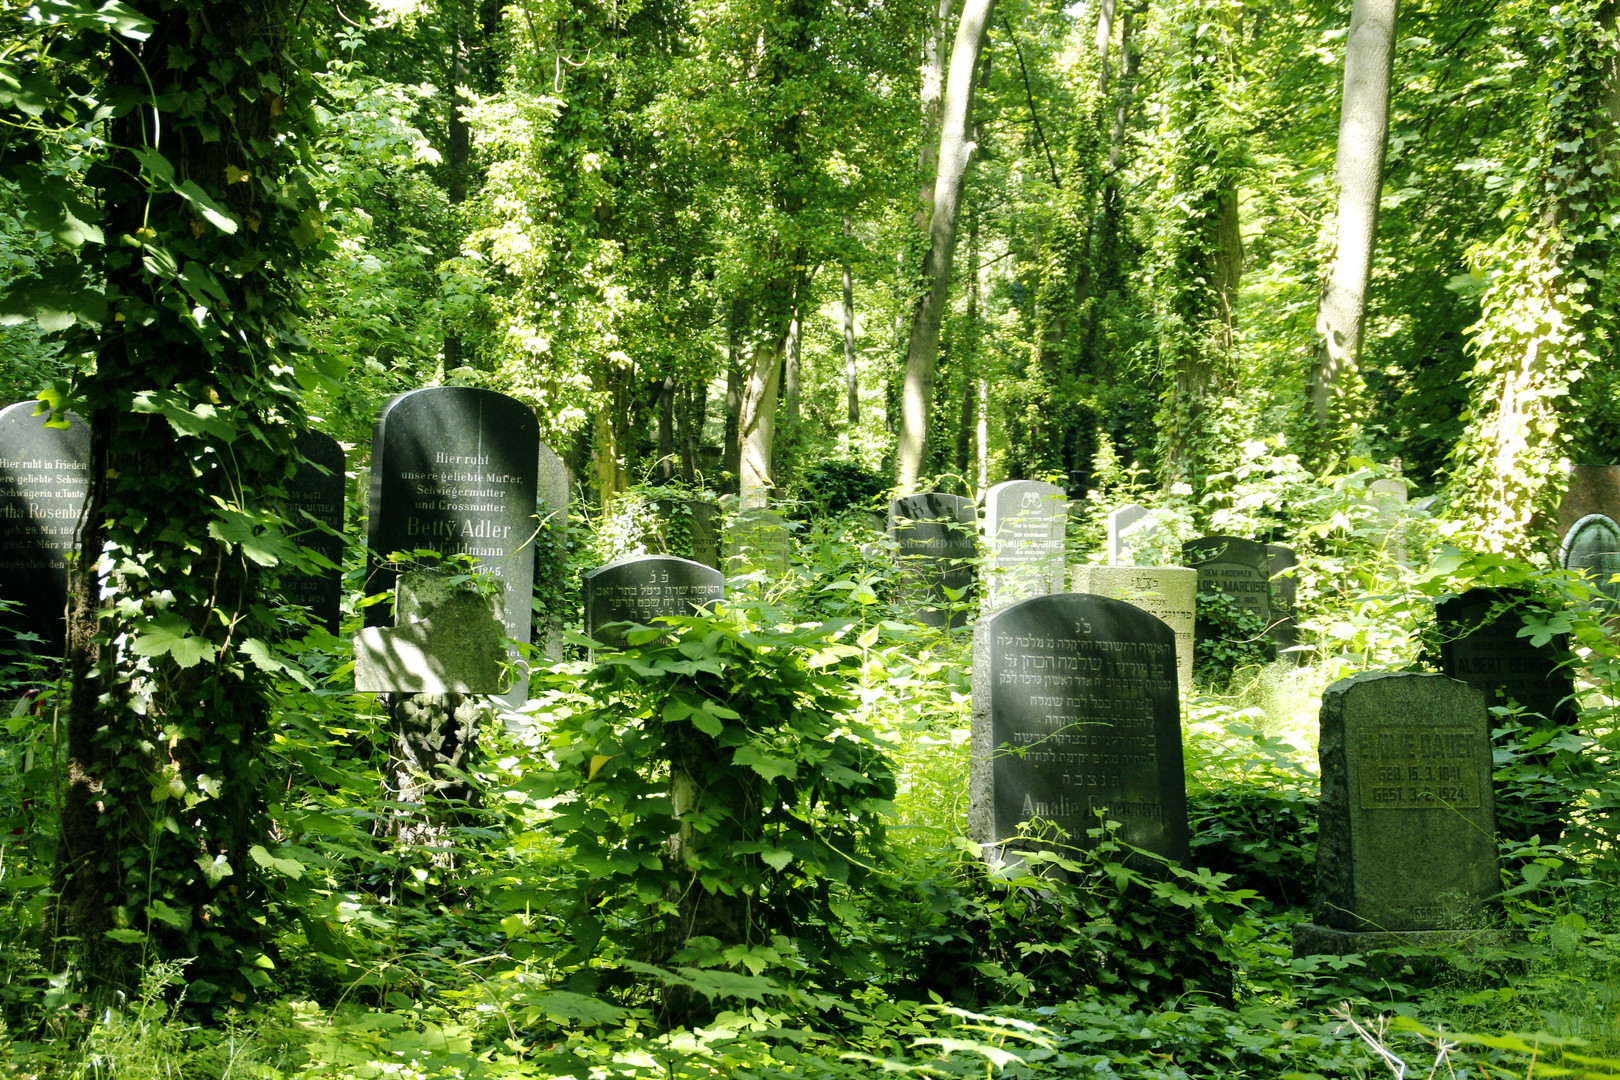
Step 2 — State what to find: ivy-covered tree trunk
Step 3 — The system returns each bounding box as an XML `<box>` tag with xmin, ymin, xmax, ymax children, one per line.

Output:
<box><xmin>43</xmin><ymin>0</ymin><xmax>322</xmax><ymax>1004</ymax></box>
<box><xmin>1307</xmin><ymin>0</ymin><xmax>1398</xmax><ymax>459</ymax></box>
<box><xmin>1450</xmin><ymin>0</ymin><xmax>1620</xmax><ymax>557</ymax></box>
<box><xmin>896</xmin><ymin>0</ymin><xmax>996</xmax><ymax>494</ymax></box>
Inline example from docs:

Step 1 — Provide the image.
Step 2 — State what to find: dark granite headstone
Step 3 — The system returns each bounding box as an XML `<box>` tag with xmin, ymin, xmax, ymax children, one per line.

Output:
<box><xmin>984</xmin><ymin>480</ymin><xmax>1065</xmax><ymax>610</ymax></box>
<box><xmin>583</xmin><ymin>555</ymin><xmax>725</xmax><ymax>650</ymax></box>
<box><xmin>1560</xmin><ymin>513</ymin><xmax>1620</xmax><ymax>613</ymax></box>
<box><xmin>970</xmin><ymin>593</ymin><xmax>1186</xmax><ymax>868</ymax></box>
<box><xmin>365</xmin><ymin>387</ymin><xmax>539</xmax><ymax>648</ymax></box>
<box><xmin>1265</xmin><ymin>544</ymin><xmax>1300</xmax><ymax>660</ymax></box>
<box><xmin>1183</xmin><ymin>536</ymin><xmax>1273</xmax><ymax>655</ymax></box>
<box><xmin>890</xmin><ymin>493</ymin><xmax>977</xmax><ymax>628</ymax></box>
<box><xmin>1293</xmin><ymin>672</ymin><xmax>1497</xmax><ymax>955</ymax></box>
<box><xmin>283</xmin><ymin>430</ymin><xmax>345</xmax><ymax>634</ymax></box>
<box><xmin>0</xmin><ymin>402</ymin><xmax>90</xmax><ymax>653</ymax></box>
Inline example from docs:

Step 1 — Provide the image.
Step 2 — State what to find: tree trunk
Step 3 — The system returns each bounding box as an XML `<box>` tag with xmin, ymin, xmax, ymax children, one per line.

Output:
<box><xmin>657</xmin><ymin>374</ymin><xmax>676</xmax><ymax>482</ymax></box>
<box><xmin>738</xmin><ymin>338</ymin><xmax>784</xmax><ymax>509</ymax></box>
<box><xmin>896</xmin><ymin>0</ymin><xmax>996</xmax><ymax>494</ymax></box>
<box><xmin>1307</xmin><ymin>0</ymin><xmax>1398</xmax><ymax>450</ymax></box>
<box><xmin>843</xmin><ymin>253</ymin><xmax>859</xmax><ymax>426</ymax></box>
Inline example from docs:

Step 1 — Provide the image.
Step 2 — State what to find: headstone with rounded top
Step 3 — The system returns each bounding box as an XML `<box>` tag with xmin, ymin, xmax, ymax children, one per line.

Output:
<box><xmin>1293</xmin><ymin>672</ymin><xmax>1498</xmax><ymax>956</ymax></box>
<box><xmin>583</xmin><ymin>554</ymin><xmax>725</xmax><ymax>651</ymax></box>
<box><xmin>984</xmin><ymin>480</ymin><xmax>1066</xmax><ymax>610</ymax></box>
<box><xmin>1556</xmin><ymin>465</ymin><xmax>1620</xmax><ymax>547</ymax></box>
<box><xmin>1183</xmin><ymin>536</ymin><xmax>1274</xmax><ymax>658</ymax></box>
<box><xmin>1560</xmin><ymin>513</ymin><xmax>1620</xmax><ymax>613</ymax></box>
<box><xmin>970</xmin><ymin>593</ymin><xmax>1186</xmax><ymax>871</ymax></box>
<box><xmin>890</xmin><ymin>493</ymin><xmax>977</xmax><ymax>628</ymax></box>
<box><xmin>0</xmin><ymin>402</ymin><xmax>91</xmax><ymax>654</ymax></box>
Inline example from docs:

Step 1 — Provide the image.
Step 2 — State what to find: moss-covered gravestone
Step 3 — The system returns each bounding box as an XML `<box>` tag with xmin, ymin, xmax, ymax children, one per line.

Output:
<box><xmin>1293</xmin><ymin>672</ymin><xmax>1498</xmax><ymax>956</ymax></box>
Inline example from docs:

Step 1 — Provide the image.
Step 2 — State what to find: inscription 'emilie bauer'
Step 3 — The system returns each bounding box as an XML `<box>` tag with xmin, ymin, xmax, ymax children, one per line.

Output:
<box><xmin>1356</xmin><ymin>727</ymin><xmax>1481</xmax><ymax>810</ymax></box>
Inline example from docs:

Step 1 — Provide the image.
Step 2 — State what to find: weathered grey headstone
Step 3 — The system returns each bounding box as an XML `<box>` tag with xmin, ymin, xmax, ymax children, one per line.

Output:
<box><xmin>364</xmin><ymin>387</ymin><xmax>539</xmax><ymax>649</ymax></box>
<box><xmin>970</xmin><ymin>593</ymin><xmax>1186</xmax><ymax>869</ymax></box>
<box><xmin>984</xmin><ymin>480</ymin><xmax>1065</xmax><ymax>610</ymax></box>
<box><xmin>1410</xmin><ymin>495</ymin><xmax>1439</xmax><ymax>514</ymax></box>
<box><xmin>1556</xmin><ymin>464</ymin><xmax>1620</xmax><ymax>547</ymax></box>
<box><xmin>1265</xmin><ymin>544</ymin><xmax>1300</xmax><ymax>661</ymax></box>
<box><xmin>1183</xmin><ymin>536</ymin><xmax>1273</xmax><ymax>656</ymax></box>
<box><xmin>1107</xmin><ymin>503</ymin><xmax>1150</xmax><ymax>566</ymax></box>
<box><xmin>1369</xmin><ymin>478</ymin><xmax>1409</xmax><ymax>562</ymax></box>
<box><xmin>1293</xmin><ymin>672</ymin><xmax>1497</xmax><ymax>956</ymax></box>
<box><xmin>355</xmin><ymin>572</ymin><xmax>506</xmax><ymax>693</ymax></box>
<box><xmin>1560</xmin><ymin>513</ymin><xmax>1620</xmax><ymax>613</ymax></box>
<box><xmin>891</xmin><ymin>493</ymin><xmax>977</xmax><ymax>628</ymax></box>
<box><xmin>583</xmin><ymin>554</ymin><xmax>724</xmax><ymax>650</ymax></box>
<box><xmin>652</xmin><ymin>498</ymin><xmax>721</xmax><ymax>570</ymax></box>
<box><xmin>536</xmin><ymin>442</ymin><xmax>569</xmax><ymax>530</ymax></box>
<box><xmin>1070</xmin><ymin>565</ymin><xmax>1198</xmax><ymax>695</ymax></box>
<box><xmin>726</xmin><ymin>507</ymin><xmax>790</xmax><ymax>574</ymax></box>
<box><xmin>283</xmin><ymin>430</ymin><xmax>345</xmax><ymax>635</ymax></box>
<box><xmin>0</xmin><ymin>402</ymin><xmax>90</xmax><ymax>653</ymax></box>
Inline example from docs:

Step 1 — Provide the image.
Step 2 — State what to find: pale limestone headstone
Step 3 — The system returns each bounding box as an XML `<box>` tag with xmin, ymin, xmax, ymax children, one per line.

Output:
<box><xmin>1370</xmin><ymin>478</ymin><xmax>1408</xmax><ymax>562</ymax></box>
<box><xmin>1070</xmin><ymin>565</ymin><xmax>1198</xmax><ymax>695</ymax></box>
<box><xmin>1106</xmin><ymin>504</ymin><xmax>1150</xmax><ymax>566</ymax></box>
<box><xmin>984</xmin><ymin>480</ymin><xmax>1066</xmax><ymax>611</ymax></box>
<box><xmin>355</xmin><ymin>572</ymin><xmax>505</xmax><ymax>694</ymax></box>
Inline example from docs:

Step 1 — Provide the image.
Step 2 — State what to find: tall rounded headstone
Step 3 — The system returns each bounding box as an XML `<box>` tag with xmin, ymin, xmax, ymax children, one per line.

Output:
<box><xmin>984</xmin><ymin>480</ymin><xmax>1066</xmax><ymax>610</ymax></box>
<box><xmin>1264</xmin><ymin>543</ymin><xmax>1300</xmax><ymax>661</ymax></box>
<box><xmin>0</xmin><ymin>403</ymin><xmax>90</xmax><ymax>654</ymax></box>
<box><xmin>365</xmin><ymin>387</ymin><xmax>539</xmax><ymax>648</ymax></box>
<box><xmin>1294</xmin><ymin>672</ymin><xmax>1497</xmax><ymax>955</ymax></box>
<box><xmin>890</xmin><ymin>493</ymin><xmax>977</xmax><ymax>629</ymax></box>
<box><xmin>583</xmin><ymin>554</ymin><xmax>725</xmax><ymax>651</ymax></box>
<box><xmin>970</xmin><ymin>593</ymin><xmax>1186</xmax><ymax>869</ymax></box>
<box><xmin>1559</xmin><ymin>513</ymin><xmax>1620</xmax><ymax>613</ymax></box>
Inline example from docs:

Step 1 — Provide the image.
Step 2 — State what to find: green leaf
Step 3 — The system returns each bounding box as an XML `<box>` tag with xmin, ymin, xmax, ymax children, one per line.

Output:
<box><xmin>104</xmin><ymin>928</ymin><xmax>146</xmax><ymax>944</ymax></box>
<box><xmin>733</xmin><ymin>744</ymin><xmax>797</xmax><ymax>782</ymax></box>
<box><xmin>250</xmin><ymin>843</ymin><xmax>304</xmax><ymax>880</ymax></box>
<box><xmin>129</xmin><ymin>612</ymin><xmax>213</xmax><ymax>668</ymax></box>
<box><xmin>145</xmin><ymin>900</ymin><xmax>192</xmax><ymax>931</ymax></box>
<box><xmin>174</xmin><ymin>180</ymin><xmax>239</xmax><ymax>234</ymax></box>
<box><xmin>196</xmin><ymin>853</ymin><xmax>233</xmax><ymax>886</ymax></box>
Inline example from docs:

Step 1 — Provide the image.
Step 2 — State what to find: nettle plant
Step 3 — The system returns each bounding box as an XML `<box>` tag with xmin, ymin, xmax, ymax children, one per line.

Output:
<box><xmin>525</xmin><ymin>606</ymin><xmax>897</xmax><ymax>1000</ymax></box>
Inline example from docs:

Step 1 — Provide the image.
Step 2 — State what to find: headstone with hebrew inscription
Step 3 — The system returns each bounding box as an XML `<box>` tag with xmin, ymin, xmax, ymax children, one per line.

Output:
<box><xmin>0</xmin><ymin>402</ymin><xmax>90</xmax><ymax>654</ymax></box>
<box><xmin>1293</xmin><ymin>672</ymin><xmax>1497</xmax><ymax>956</ymax></box>
<box><xmin>970</xmin><ymin>593</ymin><xmax>1186</xmax><ymax>869</ymax></box>
<box><xmin>365</xmin><ymin>387</ymin><xmax>538</xmax><ymax>649</ymax></box>
<box><xmin>583</xmin><ymin>554</ymin><xmax>724</xmax><ymax>650</ymax></box>
<box><xmin>891</xmin><ymin>493</ymin><xmax>977</xmax><ymax>629</ymax></box>
<box><xmin>1106</xmin><ymin>504</ymin><xmax>1150</xmax><ymax>566</ymax></box>
<box><xmin>1070</xmin><ymin>565</ymin><xmax>1197</xmax><ymax>694</ymax></box>
<box><xmin>984</xmin><ymin>480</ymin><xmax>1065</xmax><ymax>610</ymax></box>
<box><xmin>283</xmin><ymin>430</ymin><xmax>345</xmax><ymax>634</ymax></box>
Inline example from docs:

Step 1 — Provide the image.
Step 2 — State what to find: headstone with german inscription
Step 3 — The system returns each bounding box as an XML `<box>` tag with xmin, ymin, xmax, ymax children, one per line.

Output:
<box><xmin>1293</xmin><ymin>672</ymin><xmax>1497</xmax><ymax>955</ymax></box>
<box><xmin>0</xmin><ymin>402</ymin><xmax>90</xmax><ymax>654</ymax></box>
<box><xmin>283</xmin><ymin>430</ymin><xmax>345</xmax><ymax>634</ymax></box>
<box><xmin>1070</xmin><ymin>565</ymin><xmax>1198</xmax><ymax>695</ymax></box>
<box><xmin>583</xmin><ymin>554</ymin><xmax>724</xmax><ymax>650</ymax></box>
<box><xmin>365</xmin><ymin>387</ymin><xmax>539</xmax><ymax>649</ymax></box>
<box><xmin>1265</xmin><ymin>543</ymin><xmax>1301</xmax><ymax>661</ymax></box>
<box><xmin>969</xmin><ymin>593</ymin><xmax>1186</xmax><ymax>869</ymax></box>
<box><xmin>1183</xmin><ymin>536</ymin><xmax>1273</xmax><ymax>657</ymax></box>
<box><xmin>984</xmin><ymin>480</ymin><xmax>1066</xmax><ymax>610</ymax></box>
<box><xmin>891</xmin><ymin>493</ymin><xmax>977</xmax><ymax>628</ymax></box>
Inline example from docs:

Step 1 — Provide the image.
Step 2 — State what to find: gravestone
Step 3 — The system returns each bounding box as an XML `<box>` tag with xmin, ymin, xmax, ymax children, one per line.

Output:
<box><xmin>365</xmin><ymin>387</ymin><xmax>539</xmax><ymax>650</ymax></box>
<box><xmin>983</xmin><ymin>480</ymin><xmax>1066</xmax><ymax>610</ymax></box>
<box><xmin>0</xmin><ymin>402</ymin><xmax>91</xmax><ymax>654</ymax></box>
<box><xmin>1183</xmin><ymin>536</ymin><xmax>1273</xmax><ymax>656</ymax></box>
<box><xmin>1265</xmin><ymin>544</ymin><xmax>1300</xmax><ymax>661</ymax></box>
<box><xmin>1437</xmin><ymin>587</ymin><xmax>1577</xmax><ymax>844</ymax></box>
<box><xmin>970</xmin><ymin>593</ymin><xmax>1186</xmax><ymax>869</ymax></box>
<box><xmin>1369</xmin><ymin>478</ymin><xmax>1409</xmax><ymax>562</ymax></box>
<box><xmin>355</xmin><ymin>572</ymin><xmax>506</xmax><ymax>693</ymax></box>
<box><xmin>1293</xmin><ymin>672</ymin><xmax>1497</xmax><ymax>955</ymax></box>
<box><xmin>890</xmin><ymin>493</ymin><xmax>977</xmax><ymax>628</ymax></box>
<box><xmin>283</xmin><ymin>430</ymin><xmax>345</xmax><ymax>634</ymax></box>
<box><xmin>1107</xmin><ymin>504</ymin><xmax>1150</xmax><ymax>566</ymax></box>
<box><xmin>1560</xmin><ymin>513</ymin><xmax>1620</xmax><ymax>613</ymax></box>
<box><xmin>1070</xmin><ymin>565</ymin><xmax>1198</xmax><ymax>695</ymax></box>
<box><xmin>727</xmin><ymin>507</ymin><xmax>791</xmax><ymax>574</ymax></box>
<box><xmin>652</xmin><ymin>498</ymin><xmax>721</xmax><ymax>570</ymax></box>
<box><xmin>583</xmin><ymin>554</ymin><xmax>725</xmax><ymax>650</ymax></box>
<box><xmin>536</xmin><ymin>442</ymin><xmax>569</xmax><ymax>530</ymax></box>
<box><xmin>1556</xmin><ymin>465</ymin><xmax>1620</xmax><ymax>546</ymax></box>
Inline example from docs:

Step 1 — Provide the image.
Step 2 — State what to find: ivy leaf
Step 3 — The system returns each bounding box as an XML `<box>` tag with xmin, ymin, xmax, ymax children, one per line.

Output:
<box><xmin>196</xmin><ymin>853</ymin><xmax>234</xmax><ymax>886</ymax></box>
<box><xmin>130</xmin><ymin>612</ymin><xmax>213</xmax><ymax>668</ymax></box>
<box><xmin>250</xmin><ymin>844</ymin><xmax>304</xmax><ymax>880</ymax></box>
<box><xmin>128</xmin><ymin>144</ymin><xmax>176</xmax><ymax>185</ymax></box>
<box><xmin>145</xmin><ymin>899</ymin><xmax>193</xmax><ymax>931</ymax></box>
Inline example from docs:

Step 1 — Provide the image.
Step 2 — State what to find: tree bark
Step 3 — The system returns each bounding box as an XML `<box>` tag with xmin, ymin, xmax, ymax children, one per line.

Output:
<box><xmin>1307</xmin><ymin>0</ymin><xmax>1398</xmax><ymax>445</ymax></box>
<box><xmin>738</xmin><ymin>338</ymin><xmax>783</xmax><ymax>509</ymax></box>
<box><xmin>896</xmin><ymin>0</ymin><xmax>996</xmax><ymax>494</ymax></box>
<box><xmin>843</xmin><ymin>260</ymin><xmax>859</xmax><ymax>426</ymax></box>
